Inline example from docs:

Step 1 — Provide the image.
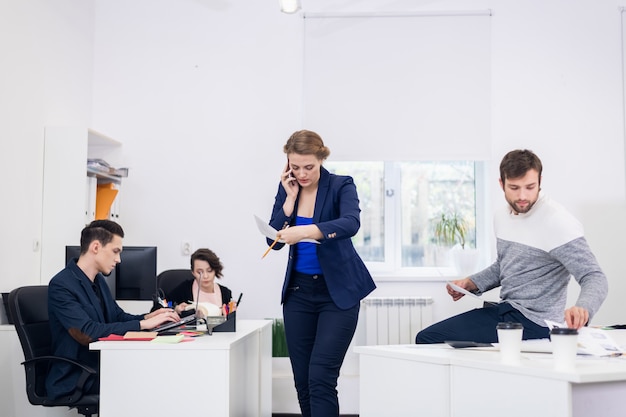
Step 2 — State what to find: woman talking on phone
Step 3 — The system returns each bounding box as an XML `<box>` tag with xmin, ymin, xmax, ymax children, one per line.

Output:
<box><xmin>265</xmin><ymin>130</ymin><xmax>376</xmax><ymax>417</ymax></box>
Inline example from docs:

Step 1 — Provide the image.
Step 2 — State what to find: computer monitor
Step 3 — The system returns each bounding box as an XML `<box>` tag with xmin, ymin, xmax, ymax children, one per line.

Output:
<box><xmin>115</xmin><ymin>246</ymin><xmax>157</xmax><ymax>300</ymax></box>
<box><xmin>65</xmin><ymin>245</ymin><xmax>157</xmax><ymax>301</ymax></box>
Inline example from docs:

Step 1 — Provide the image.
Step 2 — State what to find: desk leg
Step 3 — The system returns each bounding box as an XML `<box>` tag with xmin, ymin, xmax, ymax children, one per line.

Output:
<box><xmin>572</xmin><ymin>381</ymin><xmax>626</xmax><ymax>417</ymax></box>
<box><xmin>259</xmin><ymin>322</ymin><xmax>273</xmax><ymax>417</ymax></box>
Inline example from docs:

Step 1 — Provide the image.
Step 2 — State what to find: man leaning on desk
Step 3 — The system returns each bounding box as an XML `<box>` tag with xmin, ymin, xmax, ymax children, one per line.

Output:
<box><xmin>46</xmin><ymin>220</ymin><xmax>180</xmax><ymax>400</ymax></box>
<box><xmin>416</xmin><ymin>149</ymin><xmax>608</xmax><ymax>344</ymax></box>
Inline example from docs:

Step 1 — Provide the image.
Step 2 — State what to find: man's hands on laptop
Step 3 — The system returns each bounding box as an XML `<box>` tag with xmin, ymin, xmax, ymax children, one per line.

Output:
<box><xmin>140</xmin><ymin>308</ymin><xmax>181</xmax><ymax>330</ymax></box>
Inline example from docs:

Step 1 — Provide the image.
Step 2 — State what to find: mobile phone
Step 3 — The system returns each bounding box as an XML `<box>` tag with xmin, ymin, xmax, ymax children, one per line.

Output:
<box><xmin>286</xmin><ymin>159</ymin><xmax>295</xmax><ymax>182</ymax></box>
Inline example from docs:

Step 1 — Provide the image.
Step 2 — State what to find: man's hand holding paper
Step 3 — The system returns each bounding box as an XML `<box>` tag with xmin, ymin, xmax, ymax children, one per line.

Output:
<box><xmin>446</xmin><ymin>279</ymin><xmax>498</xmax><ymax>307</ymax></box>
<box><xmin>446</xmin><ymin>278</ymin><xmax>478</xmax><ymax>301</ymax></box>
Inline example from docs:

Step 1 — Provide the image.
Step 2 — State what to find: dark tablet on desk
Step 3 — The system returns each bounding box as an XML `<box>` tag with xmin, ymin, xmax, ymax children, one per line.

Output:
<box><xmin>445</xmin><ymin>341</ymin><xmax>494</xmax><ymax>349</ymax></box>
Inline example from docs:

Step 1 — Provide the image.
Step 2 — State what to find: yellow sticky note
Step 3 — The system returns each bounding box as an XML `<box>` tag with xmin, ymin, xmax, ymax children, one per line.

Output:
<box><xmin>150</xmin><ymin>335</ymin><xmax>185</xmax><ymax>344</ymax></box>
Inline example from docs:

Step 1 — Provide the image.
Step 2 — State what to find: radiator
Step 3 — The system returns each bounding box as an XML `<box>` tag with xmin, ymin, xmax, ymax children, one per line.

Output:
<box><xmin>361</xmin><ymin>296</ymin><xmax>434</xmax><ymax>345</ymax></box>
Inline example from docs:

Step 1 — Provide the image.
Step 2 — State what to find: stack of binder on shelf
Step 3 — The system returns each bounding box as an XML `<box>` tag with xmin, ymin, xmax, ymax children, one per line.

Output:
<box><xmin>87</xmin><ymin>159</ymin><xmax>129</xmax><ymax>178</ymax></box>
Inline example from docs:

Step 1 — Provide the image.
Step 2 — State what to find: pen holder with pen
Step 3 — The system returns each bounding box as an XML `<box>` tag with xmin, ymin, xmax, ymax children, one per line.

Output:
<box><xmin>201</xmin><ymin>311</ymin><xmax>236</xmax><ymax>335</ymax></box>
<box><xmin>213</xmin><ymin>311</ymin><xmax>236</xmax><ymax>332</ymax></box>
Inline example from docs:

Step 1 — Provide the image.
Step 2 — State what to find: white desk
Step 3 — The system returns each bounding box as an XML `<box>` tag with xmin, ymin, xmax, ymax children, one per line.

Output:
<box><xmin>355</xmin><ymin>333</ymin><xmax>626</xmax><ymax>417</ymax></box>
<box><xmin>91</xmin><ymin>320</ymin><xmax>272</xmax><ymax>417</ymax></box>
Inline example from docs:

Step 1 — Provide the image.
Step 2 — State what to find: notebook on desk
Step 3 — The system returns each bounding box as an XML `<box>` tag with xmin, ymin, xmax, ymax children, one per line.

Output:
<box><xmin>150</xmin><ymin>314</ymin><xmax>197</xmax><ymax>333</ymax></box>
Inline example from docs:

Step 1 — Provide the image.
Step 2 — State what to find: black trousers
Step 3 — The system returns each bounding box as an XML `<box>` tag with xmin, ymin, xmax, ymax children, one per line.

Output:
<box><xmin>283</xmin><ymin>272</ymin><xmax>359</xmax><ymax>417</ymax></box>
<box><xmin>415</xmin><ymin>302</ymin><xmax>550</xmax><ymax>344</ymax></box>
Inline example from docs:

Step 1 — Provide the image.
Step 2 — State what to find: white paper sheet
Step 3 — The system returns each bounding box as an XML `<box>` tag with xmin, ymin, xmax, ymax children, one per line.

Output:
<box><xmin>254</xmin><ymin>215</ymin><xmax>319</xmax><ymax>244</ymax></box>
<box><xmin>544</xmin><ymin>320</ymin><xmax>624</xmax><ymax>356</ymax></box>
<box><xmin>447</xmin><ymin>281</ymin><xmax>479</xmax><ymax>299</ymax></box>
<box><xmin>446</xmin><ymin>281</ymin><xmax>497</xmax><ymax>306</ymax></box>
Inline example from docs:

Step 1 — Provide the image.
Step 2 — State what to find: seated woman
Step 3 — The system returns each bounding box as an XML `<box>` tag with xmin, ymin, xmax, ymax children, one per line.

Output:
<box><xmin>167</xmin><ymin>248</ymin><xmax>232</xmax><ymax>317</ymax></box>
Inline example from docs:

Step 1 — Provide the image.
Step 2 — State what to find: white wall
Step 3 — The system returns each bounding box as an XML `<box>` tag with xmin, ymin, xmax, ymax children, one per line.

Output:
<box><xmin>2</xmin><ymin>0</ymin><xmax>622</xmax><ymax>320</ymax></box>
<box><xmin>88</xmin><ymin>0</ymin><xmax>626</xmax><ymax>324</ymax></box>
<box><xmin>0</xmin><ymin>0</ymin><xmax>623</xmax><ymax>342</ymax></box>
<box><xmin>2</xmin><ymin>0</ymin><xmax>626</xmax><ymax>415</ymax></box>
<box><xmin>0</xmin><ymin>1</ymin><xmax>94</xmax><ymax>289</ymax></box>
<box><xmin>91</xmin><ymin>0</ymin><xmax>304</xmax><ymax>321</ymax></box>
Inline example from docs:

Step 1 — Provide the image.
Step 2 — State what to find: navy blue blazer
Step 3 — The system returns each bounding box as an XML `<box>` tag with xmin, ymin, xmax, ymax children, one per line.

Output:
<box><xmin>268</xmin><ymin>166</ymin><xmax>376</xmax><ymax>309</ymax></box>
<box><xmin>46</xmin><ymin>260</ymin><xmax>145</xmax><ymax>400</ymax></box>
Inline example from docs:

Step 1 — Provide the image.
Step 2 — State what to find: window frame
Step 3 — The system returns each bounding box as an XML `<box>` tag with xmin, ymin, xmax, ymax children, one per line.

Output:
<box><xmin>326</xmin><ymin>160</ymin><xmax>491</xmax><ymax>281</ymax></box>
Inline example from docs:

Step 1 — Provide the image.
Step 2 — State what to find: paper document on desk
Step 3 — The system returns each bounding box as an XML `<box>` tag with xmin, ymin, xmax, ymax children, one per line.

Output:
<box><xmin>577</xmin><ymin>328</ymin><xmax>624</xmax><ymax>356</ymax></box>
<box><xmin>446</xmin><ymin>282</ymin><xmax>497</xmax><ymax>306</ymax></box>
<box><xmin>545</xmin><ymin>320</ymin><xmax>624</xmax><ymax>356</ymax></box>
<box><xmin>185</xmin><ymin>302</ymin><xmax>222</xmax><ymax>318</ymax></box>
<box><xmin>254</xmin><ymin>215</ymin><xmax>319</xmax><ymax>244</ymax></box>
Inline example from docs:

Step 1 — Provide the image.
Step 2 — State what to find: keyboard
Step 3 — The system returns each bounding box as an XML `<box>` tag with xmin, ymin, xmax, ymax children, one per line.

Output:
<box><xmin>151</xmin><ymin>314</ymin><xmax>197</xmax><ymax>333</ymax></box>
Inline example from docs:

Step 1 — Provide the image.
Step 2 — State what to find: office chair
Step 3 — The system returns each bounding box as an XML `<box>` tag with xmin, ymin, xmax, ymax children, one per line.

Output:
<box><xmin>8</xmin><ymin>285</ymin><xmax>99</xmax><ymax>417</ymax></box>
<box><xmin>156</xmin><ymin>269</ymin><xmax>195</xmax><ymax>301</ymax></box>
<box><xmin>155</xmin><ymin>269</ymin><xmax>236</xmax><ymax>333</ymax></box>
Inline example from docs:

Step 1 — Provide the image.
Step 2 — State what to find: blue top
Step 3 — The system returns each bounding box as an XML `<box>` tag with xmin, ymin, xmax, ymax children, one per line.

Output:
<box><xmin>294</xmin><ymin>216</ymin><xmax>323</xmax><ymax>274</ymax></box>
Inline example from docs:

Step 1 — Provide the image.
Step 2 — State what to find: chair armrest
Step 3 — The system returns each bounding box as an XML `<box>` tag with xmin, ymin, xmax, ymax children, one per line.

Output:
<box><xmin>22</xmin><ymin>355</ymin><xmax>97</xmax><ymax>394</ymax></box>
<box><xmin>22</xmin><ymin>355</ymin><xmax>97</xmax><ymax>375</ymax></box>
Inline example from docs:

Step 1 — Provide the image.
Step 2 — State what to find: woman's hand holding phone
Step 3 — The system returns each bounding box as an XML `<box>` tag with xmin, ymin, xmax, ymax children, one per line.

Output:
<box><xmin>281</xmin><ymin>159</ymin><xmax>299</xmax><ymax>217</ymax></box>
<box><xmin>282</xmin><ymin>160</ymin><xmax>299</xmax><ymax>196</ymax></box>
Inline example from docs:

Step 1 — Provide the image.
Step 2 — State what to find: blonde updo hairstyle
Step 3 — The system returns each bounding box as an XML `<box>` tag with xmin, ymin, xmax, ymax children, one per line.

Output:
<box><xmin>283</xmin><ymin>130</ymin><xmax>331</xmax><ymax>161</ymax></box>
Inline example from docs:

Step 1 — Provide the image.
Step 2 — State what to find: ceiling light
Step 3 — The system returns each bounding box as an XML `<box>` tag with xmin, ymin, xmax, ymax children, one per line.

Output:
<box><xmin>280</xmin><ymin>0</ymin><xmax>301</xmax><ymax>14</ymax></box>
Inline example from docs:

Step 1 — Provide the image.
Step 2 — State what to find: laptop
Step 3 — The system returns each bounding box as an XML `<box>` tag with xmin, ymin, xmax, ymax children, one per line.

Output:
<box><xmin>151</xmin><ymin>314</ymin><xmax>197</xmax><ymax>333</ymax></box>
<box><xmin>151</xmin><ymin>273</ymin><xmax>203</xmax><ymax>333</ymax></box>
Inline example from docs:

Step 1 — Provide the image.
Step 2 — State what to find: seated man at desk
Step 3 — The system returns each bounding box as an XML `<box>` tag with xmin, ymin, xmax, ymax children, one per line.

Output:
<box><xmin>47</xmin><ymin>220</ymin><xmax>180</xmax><ymax>400</ymax></box>
<box><xmin>416</xmin><ymin>149</ymin><xmax>608</xmax><ymax>344</ymax></box>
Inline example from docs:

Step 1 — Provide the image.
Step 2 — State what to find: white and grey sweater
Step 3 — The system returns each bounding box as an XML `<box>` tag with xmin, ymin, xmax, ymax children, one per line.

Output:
<box><xmin>471</xmin><ymin>194</ymin><xmax>608</xmax><ymax>327</ymax></box>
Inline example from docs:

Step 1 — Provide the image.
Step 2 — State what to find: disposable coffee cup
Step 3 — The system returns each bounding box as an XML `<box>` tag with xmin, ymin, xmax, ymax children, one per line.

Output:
<box><xmin>496</xmin><ymin>322</ymin><xmax>523</xmax><ymax>364</ymax></box>
<box><xmin>550</xmin><ymin>328</ymin><xmax>578</xmax><ymax>371</ymax></box>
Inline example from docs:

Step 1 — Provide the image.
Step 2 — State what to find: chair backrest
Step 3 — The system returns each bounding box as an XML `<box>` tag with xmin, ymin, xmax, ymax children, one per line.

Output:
<box><xmin>156</xmin><ymin>269</ymin><xmax>194</xmax><ymax>299</ymax></box>
<box><xmin>9</xmin><ymin>285</ymin><xmax>99</xmax><ymax>416</ymax></box>
<box><xmin>8</xmin><ymin>285</ymin><xmax>52</xmax><ymax>403</ymax></box>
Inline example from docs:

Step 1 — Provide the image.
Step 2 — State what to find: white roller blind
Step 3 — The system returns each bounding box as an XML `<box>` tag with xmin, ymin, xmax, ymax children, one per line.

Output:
<box><xmin>622</xmin><ymin>9</ymin><xmax>626</xmax><ymax>189</ymax></box>
<box><xmin>303</xmin><ymin>11</ymin><xmax>491</xmax><ymax>161</ymax></box>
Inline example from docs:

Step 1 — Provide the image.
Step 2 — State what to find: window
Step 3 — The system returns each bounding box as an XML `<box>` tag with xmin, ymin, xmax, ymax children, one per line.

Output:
<box><xmin>325</xmin><ymin>161</ymin><xmax>478</xmax><ymax>274</ymax></box>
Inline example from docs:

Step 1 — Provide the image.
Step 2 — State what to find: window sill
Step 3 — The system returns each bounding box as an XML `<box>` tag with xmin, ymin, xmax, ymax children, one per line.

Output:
<box><xmin>369</xmin><ymin>266</ymin><xmax>463</xmax><ymax>282</ymax></box>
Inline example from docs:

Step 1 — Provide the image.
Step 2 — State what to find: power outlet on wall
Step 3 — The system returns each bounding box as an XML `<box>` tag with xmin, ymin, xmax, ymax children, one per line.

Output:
<box><xmin>181</xmin><ymin>241</ymin><xmax>193</xmax><ymax>256</ymax></box>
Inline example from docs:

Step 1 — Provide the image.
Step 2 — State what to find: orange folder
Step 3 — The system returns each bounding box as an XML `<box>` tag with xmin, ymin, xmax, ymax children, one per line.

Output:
<box><xmin>95</xmin><ymin>183</ymin><xmax>118</xmax><ymax>220</ymax></box>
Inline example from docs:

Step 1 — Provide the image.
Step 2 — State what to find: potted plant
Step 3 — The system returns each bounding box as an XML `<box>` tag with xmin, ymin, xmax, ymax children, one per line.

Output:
<box><xmin>433</xmin><ymin>212</ymin><xmax>467</xmax><ymax>249</ymax></box>
<box><xmin>432</xmin><ymin>212</ymin><xmax>478</xmax><ymax>275</ymax></box>
<box><xmin>271</xmin><ymin>317</ymin><xmax>294</xmax><ymax>405</ymax></box>
<box><xmin>272</xmin><ymin>318</ymin><xmax>289</xmax><ymax>358</ymax></box>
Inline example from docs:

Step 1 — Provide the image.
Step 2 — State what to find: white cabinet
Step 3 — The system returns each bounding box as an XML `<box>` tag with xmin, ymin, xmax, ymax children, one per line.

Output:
<box><xmin>40</xmin><ymin>127</ymin><xmax>125</xmax><ymax>283</ymax></box>
<box><xmin>41</xmin><ymin>127</ymin><xmax>88</xmax><ymax>282</ymax></box>
<box><xmin>86</xmin><ymin>129</ymin><xmax>126</xmax><ymax>224</ymax></box>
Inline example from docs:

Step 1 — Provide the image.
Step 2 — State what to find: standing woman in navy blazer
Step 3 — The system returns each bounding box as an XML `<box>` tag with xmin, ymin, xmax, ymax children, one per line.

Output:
<box><xmin>267</xmin><ymin>130</ymin><xmax>376</xmax><ymax>417</ymax></box>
